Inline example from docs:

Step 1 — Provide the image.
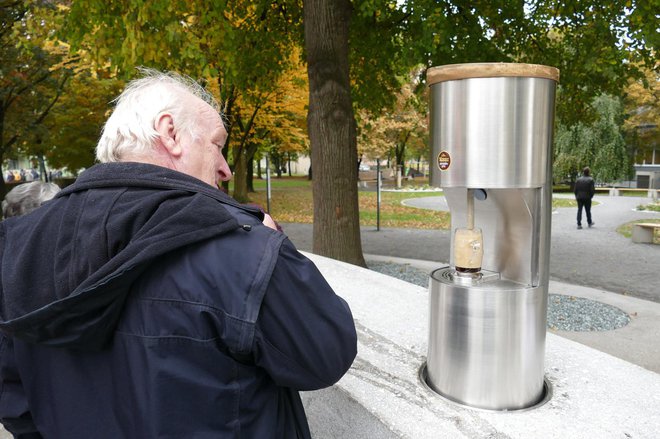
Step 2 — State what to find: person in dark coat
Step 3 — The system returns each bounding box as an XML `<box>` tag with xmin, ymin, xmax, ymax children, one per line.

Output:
<box><xmin>574</xmin><ymin>166</ymin><xmax>595</xmax><ymax>229</ymax></box>
<box><xmin>0</xmin><ymin>69</ymin><xmax>357</xmax><ymax>438</ymax></box>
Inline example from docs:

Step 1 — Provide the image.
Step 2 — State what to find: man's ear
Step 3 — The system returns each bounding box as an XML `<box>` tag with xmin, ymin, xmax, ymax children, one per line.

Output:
<box><xmin>154</xmin><ymin>113</ymin><xmax>182</xmax><ymax>157</ymax></box>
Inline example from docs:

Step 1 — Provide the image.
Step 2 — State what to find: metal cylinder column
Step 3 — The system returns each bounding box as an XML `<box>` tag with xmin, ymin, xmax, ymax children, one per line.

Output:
<box><xmin>425</xmin><ymin>63</ymin><xmax>559</xmax><ymax>410</ymax></box>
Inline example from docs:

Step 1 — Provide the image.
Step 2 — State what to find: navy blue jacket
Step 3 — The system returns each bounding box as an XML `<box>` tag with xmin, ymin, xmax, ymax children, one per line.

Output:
<box><xmin>0</xmin><ymin>163</ymin><xmax>357</xmax><ymax>438</ymax></box>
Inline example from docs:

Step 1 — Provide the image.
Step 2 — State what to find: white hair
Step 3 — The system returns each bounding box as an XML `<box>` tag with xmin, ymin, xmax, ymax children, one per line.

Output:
<box><xmin>96</xmin><ymin>68</ymin><xmax>221</xmax><ymax>163</ymax></box>
<box><xmin>2</xmin><ymin>181</ymin><xmax>61</xmax><ymax>218</ymax></box>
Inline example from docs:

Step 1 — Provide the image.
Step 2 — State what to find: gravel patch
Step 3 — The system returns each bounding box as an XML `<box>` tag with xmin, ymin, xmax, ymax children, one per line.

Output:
<box><xmin>547</xmin><ymin>294</ymin><xmax>630</xmax><ymax>332</ymax></box>
<box><xmin>368</xmin><ymin>261</ymin><xmax>431</xmax><ymax>288</ymax></box>
<box><xmin>367</xmin><ymin>261</ymin><xmax>631</xmax><ymax>332</ymax></box>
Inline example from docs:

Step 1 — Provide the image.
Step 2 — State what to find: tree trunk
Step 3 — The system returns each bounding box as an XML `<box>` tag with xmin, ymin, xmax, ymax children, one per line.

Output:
<box><xmin>247</xmin><ymin>156</ymin><xmax>254</xmax><ymax>192</ymax></box>
<box><xmin>231</xmin><ymin>105</ymin><xmax>261</xmax><ymax>203</ymax></box>
<box><xmin>304</xmin><ymin>0</ymin><xmax>366</xmax><ymax>266</ymax></box>
<box><xmin>395</xmin><ymin>131</ymin><xmax>410</xmax><ymax>171</ymax></box>
<box><xmin>274</xmin><ymin>154</ymin><xmax>282</xmax><ymax>178</ymax></box>
<box><xmin>232</xmin><ymin>145</ymin><xmax>249</xmax><ymax>203</ymax></box>
<box><xmin>37</xmin><ymin>154</ymin><xmax>48</xmax><ymax>183</ymax></box>
<box><xmin>246</xmin><ymin>142</ymin><xmax>259</xmax><ymax>193</ymax></box>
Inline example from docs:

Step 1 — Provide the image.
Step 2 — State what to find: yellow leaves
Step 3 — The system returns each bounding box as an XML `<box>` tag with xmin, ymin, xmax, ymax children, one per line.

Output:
<box><xmin>357</xmin><ymin>71</ymin><xmax>428</xmax><ymax>161</ymax></box>
<box><xmin>623</xmin><ymin>65</ymin><xmax>659</xmax><ymax>134</ymax></box>
<box><xmin>253</xmin><ymin>51</ymin><xmax>309</xmax><ymax>153</ymax></box>
<box><xmin>221</xmin><ymin>1</ymin><xmax>259</xmax><ymax>30</ymax></box>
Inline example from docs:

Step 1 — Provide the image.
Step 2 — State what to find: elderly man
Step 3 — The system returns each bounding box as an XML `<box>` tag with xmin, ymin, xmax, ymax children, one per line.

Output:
<box><xmin>0</xmin><ymin>70</ymin><xmax>357</xmax><ymax>438</ymax></box>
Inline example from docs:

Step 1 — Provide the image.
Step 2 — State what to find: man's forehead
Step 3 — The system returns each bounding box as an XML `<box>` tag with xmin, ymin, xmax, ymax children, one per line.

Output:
<box><xmin>190</xmin><ymin>96</ymin><xmax>223</xmax><ymax>125</ymax></box>
<box><xmin>174</xmin><ymin>89</ymin><xmax>226</xmax><ymax>135</ymax></box>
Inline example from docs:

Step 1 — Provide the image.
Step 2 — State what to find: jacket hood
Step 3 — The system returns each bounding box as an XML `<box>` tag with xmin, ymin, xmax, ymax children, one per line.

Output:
<box><xmin>0</xmin><ymin>163</ymin><xmax>262</xmax><ymax>350</ymax></box>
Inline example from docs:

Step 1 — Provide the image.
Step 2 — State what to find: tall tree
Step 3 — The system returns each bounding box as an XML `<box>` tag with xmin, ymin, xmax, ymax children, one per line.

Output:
<box><xmin>554</xmin><ymin>123</ymin><xmax>593</xmax><ymax>186</ymax></box>
<box><xmin>554</xmin><ymin>94</ymin><xmax>629</xmax><ymax>185</ymax></box>
<box><xmin>0</xmin><ymin>1</ymin><xmax>71</xmax><ymax>195</ymax></box>
<box><xmin>623</xmin><ymin>65</ymin><xmax>660</xmax><ymax>166</ymax></box>
<box><xmin>304</xmin><ymin>0</ymin><xmax>366</xmax><ymax>266</ymax></box>
<box><xmin>238</xmin><ymin>61</ymin><xmax>309</xmax><ymax>192</ymax></box>
<box><xmin>405</xmin><ymin>0</ymin><xmax>657</xmax><ymax>127</ymax></box>
<box><xmin>258</xmin><ymin>56</ymin><xmax>309</xmax><ymax>178</ymax></box>
<box><xmin>358</xmin><ymin>69</ymin><xmax>428</xmax><ymax>174</ymax></box>
<box><xmin>64</xmin><ymin>0</ymin><xmax>301</xmax><ymax>201</ymax></box>
<box><xmin>41</xmin><ymin>72</ymin><xmax>125</xmax><ymax>173</ymax></box>
<box><xmin>303</xmin><ymin>0</ymin><xmax>657</xmax><ymax>264</ymax></box>
<box><xmin>591</xmin><ymin>95</ymin><xmax>628</xmax><ymax>183</ymax></box>
<box><xmin>24</xmin><ymin>0</ymin><xmax>658</xmax><ymax>267</ymax></box>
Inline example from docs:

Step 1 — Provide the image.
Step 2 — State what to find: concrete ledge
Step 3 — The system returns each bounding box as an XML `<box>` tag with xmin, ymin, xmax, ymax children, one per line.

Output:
<box><xmin>302</xmin><ymin>252</ymin><xmax>660</xmax><ymax>439</ymax></box>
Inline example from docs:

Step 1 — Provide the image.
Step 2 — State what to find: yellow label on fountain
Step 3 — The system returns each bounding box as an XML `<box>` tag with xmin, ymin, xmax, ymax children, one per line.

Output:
<box><xmin>454</xmin><ymin>228</ymin><xmax>484</xmax><ymax>273</ymax></box>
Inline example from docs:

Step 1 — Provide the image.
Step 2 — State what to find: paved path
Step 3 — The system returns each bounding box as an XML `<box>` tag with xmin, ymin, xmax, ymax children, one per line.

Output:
<box><xmin>281</xmin><ymin>194</ymin><xmax>660</xmax><ymax>303</ymax></box>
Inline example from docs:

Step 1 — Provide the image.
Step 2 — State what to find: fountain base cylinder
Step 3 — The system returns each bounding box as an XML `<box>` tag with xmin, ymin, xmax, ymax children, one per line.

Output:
<box><xmin>426</xmin><ymin>267</ymin><xmax>547</xmax><ymax>410</ymax></box>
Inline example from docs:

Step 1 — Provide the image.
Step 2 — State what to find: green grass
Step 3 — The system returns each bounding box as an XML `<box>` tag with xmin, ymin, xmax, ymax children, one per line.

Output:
<box><xmin>249</xmin><ymin>186</ymin><xmax>313</xmax><ymax>223</ymax></box>
<box><xmin>619</xmin><ymin>190</ymin><xmax>650</xmax><ymax>197</ymax></box>
<box><xmin>616</xmin><ymin>219</ymin><xmax>660</xmax><ymax>244</ymax></box>
<box><xmin>552</xmin><ymin>198</ymin><xmax>577</xmax><ymax>208</ymax></box>
<box><xmin>637</xmin><ymin>202</ymin><xmax>660</xmax><ymax>212</ymax></box>
<box><xmin>358</xmin><ymin>190</ymin><xmax>450</xmax><ymax>229</ymax></box>
<box><xmin>552</xmin><ymin>185</ymin><xmax>572</xmax><ymax>193</ymax></box>
<box><xmin>229</xmin><ymin>176</ymin><xmax>312</xmax><ymax>191</ymax></box>
<box><xmin>242</xmin><ymin>177</ymin><xmax>645</xmax><ymax>230</ymax></box>
<box><xmin>552</xmin><ymin>198</ymin><xmax>603</xmax><ymax>208</ymax></box>
<box><xmin>247</xmin><ymin>180</ymin><xmax>450</xmax><ymax>229</ymax></box>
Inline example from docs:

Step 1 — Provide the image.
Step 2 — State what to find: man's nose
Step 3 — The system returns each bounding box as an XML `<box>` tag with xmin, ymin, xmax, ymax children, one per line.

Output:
<box><xmin>218</xmin><ymin>157</ymin><xmax>232</xmax><ymax>182</ymax></box>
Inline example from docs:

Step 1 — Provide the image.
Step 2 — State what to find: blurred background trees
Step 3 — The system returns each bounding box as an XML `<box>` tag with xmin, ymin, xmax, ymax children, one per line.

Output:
<box><xmin>1</xmin><ymin>1</ymin><xmax>72</xmax><ymax>195</ymax></box>
<box><xmin>1</xmin><ymin>0</ymin><xmax>657</xmax><ymax>262</ymax></box>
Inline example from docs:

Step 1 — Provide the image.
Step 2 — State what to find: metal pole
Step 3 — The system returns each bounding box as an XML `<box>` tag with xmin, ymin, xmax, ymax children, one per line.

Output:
<box><xmin>266</xmin><ymin>155</ymin><xmax>272</xmax><ymax>213</ymax></box>
<box><xmin>377</xmin><ymin>158</ymin><xmax>381</xmax><ymax>231</ymax></box>
<box><xmin>467</xmin><ymin>189</ymin><xmax>475</xmax><ymax>230</ymax></box>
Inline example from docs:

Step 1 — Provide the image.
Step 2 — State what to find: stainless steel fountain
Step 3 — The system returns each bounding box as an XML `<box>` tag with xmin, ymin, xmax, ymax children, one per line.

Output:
<box><xmin>425</xmin><ymin>63</ymin><xmax>560</xmax><ymax>410</ymax></box>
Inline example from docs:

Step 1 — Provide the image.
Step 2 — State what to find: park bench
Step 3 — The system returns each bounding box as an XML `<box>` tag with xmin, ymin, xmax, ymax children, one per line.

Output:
<box><xmin>631</xmin><ymin>223</ymin><xmax>660</xmax><ymax>244</ymax></box>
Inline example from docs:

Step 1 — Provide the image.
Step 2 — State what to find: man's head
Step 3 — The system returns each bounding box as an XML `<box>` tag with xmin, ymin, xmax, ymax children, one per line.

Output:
<box><xmin>96</xmin><ymin>68</ymin><xmax>231</xmax><ymax>187</ymax></box>
<box><xmin>583</xmin><ymin>167</ymin><xmax>591</xmax><ymax>177</ymax></box>
<box><xmin>2</xmin><ymin>181</ymin><xmax>61</xmax><ymax>219</ymax></box>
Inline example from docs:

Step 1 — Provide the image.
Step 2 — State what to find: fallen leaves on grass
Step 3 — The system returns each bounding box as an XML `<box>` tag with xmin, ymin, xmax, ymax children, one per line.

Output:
<box><xmin>248</xmin><ymin>187</ymin><xmax>451</xmax><ymax>229</ymax></box>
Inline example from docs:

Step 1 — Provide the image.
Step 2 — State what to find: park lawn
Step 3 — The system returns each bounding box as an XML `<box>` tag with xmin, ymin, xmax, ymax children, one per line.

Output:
<box><xmin>248</xmin><ymin>183</ymin><xmax>451</xmax><ymax>229</ymax></box>
<box><xmin>229</xmin><ymin>176</ymin><xmax>312</xmax><ymax>191</ymax></box>
<box><xmin>359</xmin><ymin>191</ymin><xmax>450</xmax><ymax>229</ymax></box>
<box><xmin>618</xmin><ymin>190</ymin><xmax>652</xmax><ymax>197</ymax></box>
<box><xmin>249</xmin><ymin>185</ymin><xmax>314</xmax><ymax>223</ymax></box>
<box><xmin>617</xmin><ymin>219</ymin><xmax>660</xmax><ymax>244</ymax></box>
<box><xmin>245</xmin><ymin>181</ymin><xmax>607</xmax><ymax>229</ymax></box>
<box><xmin>551</xmin><ymin>198</ymin><xmax>605</xmax><ymax>208</ymax></box>
<box><xmin>552</xmin><ymin>198</ymin><xmax>576</xmax><ymax>208</ymax></box>
<box><xmin>637</xmin><ymin>201</ymin><xmax>660</xmax><ymax>212</ymax></box>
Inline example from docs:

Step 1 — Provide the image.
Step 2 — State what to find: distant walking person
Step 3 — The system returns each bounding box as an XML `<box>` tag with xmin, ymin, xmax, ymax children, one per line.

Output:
<box><xmin>574</xmin><ymin>166</ymin><xmax>595</xmax><ymax>229</ymax></box>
